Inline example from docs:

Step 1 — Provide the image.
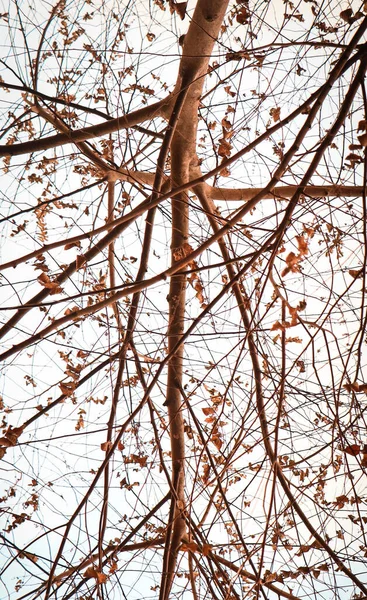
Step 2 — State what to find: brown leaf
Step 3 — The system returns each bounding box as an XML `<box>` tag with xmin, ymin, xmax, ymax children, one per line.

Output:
<box><xmin>343</xmin><ymin>381</ymin><xmax>360</xmax><ymax>392</ymax></box>
<box><xmin>84</xmin><ymin>566</ymin><xmax>97</xmax><ymax>579</ymax></box>
<box><xmin>84</xmin><ymin>566</ymin><xmax>107</xmax><ymax>583</ymax></box>
<box><xmin>174</xmin><ymin>2</ymin><xmax>186</xmax><ymax>19</ymax></box>
<box><xmin>236</xmin><ymin>6</ymin><xmax>250</xmax><ymax>24</ymax></box>
<box><xmin>288</xmin><ymin>306</ymin><xmax>298</xmax><ymax>326</ymax></box>
<box><xmin>0</xmin><ymin>425</ymin><xmax>24</xmax><ymax>447</ymax></box>
<box><xmin>109</xmin><ymin>560</ymin><xmax>118</xmax><ymax>574</ymax></box>
<box><xmin>181</xmin><ymin>541</ymin><xmax>198</xmax><ymax>552</ymax></box>
<box><xmin>348</xmin><ymin>269</ymin><xmax>363</xmax><ymax>279</ymax></box>
<box><xmin>64</xmin><ymin>241</ymin><xmax>81</xmax><ymax>250</ymax></box>
<box><xmin>296</xmin><ymin>360</ymin><xmax>305</xmax><ymax>373</ymax></box>
<box><xmin>296</xmin><ymin>234</ymin><xmax>308</xmax><ymax>256</ymax></box>
<box><xmin>59</xmin><ymin>381</ymin><xmax>76</xmax><ymax>396</ymax></box>
<box><xmin>75</xmin><ymin>413</ymin><xmax>85</xmax><ymax>431</ymax></box>
<box><xmin>218</xmin><ymin>138</ymin><xmax>232</xmax><ymax>158</ymax></box>
<box><xmin>202</xmin><ymin>543</ymin><xmax>212</xmax><ymax>556</ymax></box>
<box><xmin>224</xmin><ymin>85</ymin><xmax>236</xmax><ymax>98</ymax></box>
<box><xmin>271</xmin><ymin>320</ymin><xmax>290</xmax><ymax>331</ymax></box>
<box><xmin>211</xmin><ymin>434</ymin><xmax>223</xmax><ymax>450</ymax></box>
<box><xmin>101</xmin><ymin>441</ymin><xmax>113</xmax><ymax>452</ymax></box>
<box><xmin>169</xmin><ymin>1</ymin><xmax>186</xmax><ymax>19</ymax></box>
<box><xmin>64</xmin><ymin>306</ymin><xmax>79</xmax><ymax>318</ymax></box>
<box><xmin>76</xmin><ymin>254</ymin><xmax>86</xmax><ymax>270</ymax></box>
<box><xmin>173</xmin><ymin>242</ymin><xmax>194</xmax><ymax>261</ymax></box>
<box><xmin>358</xmin><ymin>132</ymin><xmax>367</xmax><ymax>146</ymax></box>
<box><xmin>202</xmin><ymin>407</ymin><xmax>216</xmax><ymax>416</ymax></box>
<box><xmin>202</xmin><ymin>463</ymin><xmax>210</xmax><ymax>484</ymax></box>
<box><xmin>269</xmin><ymin>107</ymin><xmax>281</xmax><ymax>123</ymax></box>
<box><xmin>221</xmin><ymin>117</ymin><xmax>232</xmax><ymax>130</ymax></box>
<box><xmin>340</xmin><ymin>8</ymin><xmax>353</xmax><ymax>22</ymax></box>
<box><xmin>38</xmin><ymin>272</ymin><xmax>63</xmax><ymax>295</ymax></box>
<box><xmin>346</xmin><ymin>153</ymin><xmax>363</xmax><ymax>163</ymax></box>
<box><xmin>281</xmin><ymin>252</ymin><xmax>301</xmax><ymax>277</ymax></box>
<box><xmin>124</xmin><ymin>454</ymin><xmax>148</xmax><ymax>467</ymax></box>
<box><xmin>344</xmin><ymin>444</ymin><xmax>360</xmax><ymax>456</ymax></box>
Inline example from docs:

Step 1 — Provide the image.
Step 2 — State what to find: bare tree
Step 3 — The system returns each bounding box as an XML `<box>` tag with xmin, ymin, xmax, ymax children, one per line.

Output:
<box><xmin>1</xmin><ymin>1</ymin><xmax>367</xmax><ymax>599</ymax></box>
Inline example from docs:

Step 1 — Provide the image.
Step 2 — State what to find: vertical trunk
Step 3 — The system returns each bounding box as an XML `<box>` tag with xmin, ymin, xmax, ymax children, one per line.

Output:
<box><xmin>161</xmin><ymin>2</ymin><xmax>230</xmax><ymax>598</ymax></box>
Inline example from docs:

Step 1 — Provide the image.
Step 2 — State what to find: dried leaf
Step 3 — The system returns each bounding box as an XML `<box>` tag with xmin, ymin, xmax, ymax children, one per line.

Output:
<box><xmin>358</xmin><ymin>132</ymin><xmax>367</xmax><ymax>146</ymax></box>
<box><xmin>296</xmin><ymin>234</ymin><xmax>308</xmax><ymax>256</ymax></box>
<box><xmin>218</xmin><ymin>138</ymin><xmax>232</xmax><ymax>158</ymax></box>
<box><xmin>211</xmin><ymin>434</ymin><xmax>223</xmax><ymax>450</ymax></box>
<box><xmin>269</xmin><ymin>107</ymin><xmax>281</xmax><ymax>123</ymax></box>
<box><xmin>101</xmin><ymin>441</ymin><xmax>113</xmax><ymax>451</ymax></box>
<box><xmin>173</xmin><ymin>242</ymin><xmax>194</xmax><ymax>261</ymax></box>
<box><xmin>271</xmin><ymin>320</ymin><xmax>290</xmax><ymax>331</ymax></box>
<box><xmin>64</xmin><ymin>241</ymin><xmax>81</xmax><ymax>250</ymax></box>
<box><xmin>224</xmin><ymin>85</ymin><xmax>236</xmax><ymax>98</ymax></box>
<box><xmin>344</xmin><ymin>444</ymin><xmax>360</xmax><ymax>456</ymax></box>
<box><xmin>38</xmin><ymin>272</ymin><xmax>63</xmax><ymax>295</ymax></box>
<box><xmin>124</xmin><ymin>454</ymin><xmax>148</xmax><ymax>467</ymax></box>
<box><xmin>202</xmin><ymin>463</ymin><xmax>210</xmax><ymax>484</ymax></box>
<box><xmin>296</xmin><ymin>360</ymin><xmax>305</xmax><ymax>373</ymax></box>
<box><xmin>340</xmin><ymin>8</ymin><xmax>353</xmax><ymax>22</ymax></box>
<box><xmin>84</xmin><ymin>566</ymin><xmax>107</xmax><ymax>583</ymax></box>
<box><xmin>75</xmin><ymin>413</ymin><xmax>85</xmax><ymax>431</ymax></box>
<box><xmin>76</xmin><ymin>254</ymin><xmax>86</xmax><ymax>270</ymax></box>
<box><xmin>343</xmin><ymin>381</ymin><xmax>360</xmax><ymax>392</ymax></box>
<box><xmin>174</xmin><ymin>2</ymin><xmax>186</xmax><ymax>19</ymax></box>
<box><xmin>221</xmin><ymin>117</ymin><xmax>232</xmax><ymax>130</ymax></box>
<box><xmin>282</xmin><ymin>252</ymin><xmax>301</xmax><ymax>277</ymax></box>
<box><xmin>348</xmin><ymin>269</ymin><xmax>363</xmax><ymax>279</ymax></box>
<box><xmin>346</xmin><ymin>153</ymin><xmax>363</xmax><ymax>163</ymax></box>
<box><xmin>0</xmin><ymin>425</ymin><xmax>24</xmax><ymax>447</ymax></box>
<box><xmin>202</xmin><ymin>543</ymin><xmax>212</xmax><ymax>556</ymax></box>
<box><xmin>181</xmin><ymin>541</ymin><xmax>198</xmax><ymax>552</ymax></box>
<box><xmin>236</xmin><ymin>6</ymin><xmax>250</xmax><ymax>24</ymax></box>
<box><xmin>59</xmin><ymin>381</ymin><xmax>76</xmax><ymax>396</ymax></box>
<box><xmin>109</xmin><ymin>560</ymin><xmax>118</xmax><ymax>574</ymax></box>
<box><xmin>202</xmin><ymin>407</ymin><xmax>216</xmax><ymax>416</ymax></box>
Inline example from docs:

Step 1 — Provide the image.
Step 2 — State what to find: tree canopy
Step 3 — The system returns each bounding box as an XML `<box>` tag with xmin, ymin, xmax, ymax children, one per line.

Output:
<box><xmin>1</xmin><ymin>1</ymin><xmax>367</xmax><ymax>599</ymax></box>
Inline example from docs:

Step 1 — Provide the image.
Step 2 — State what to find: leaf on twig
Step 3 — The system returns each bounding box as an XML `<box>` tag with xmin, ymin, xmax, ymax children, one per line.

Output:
<box><xmin>169</xmin><ymin>1</ymin><xmax>186</xmax><ymax>19</ymax></box>
<box><xmin>343</xmin><ymin>382</ymin><xmax>367</xmax><ymax>394</ymax></box>
<box><xmin>281</xmin><ymin>252</ymin><xmax>300</xmax><ymax>277</ymax></box>
<box><xmin>218</xmin><ymin>138</ymin><xmax>232</xmax><ymax>158</ymax></box>
<box><xmin>344</xmin><ymin>444</ymin><xmax>360</xmax><ymax>456</ymax></box>
<box><xmin>202</xmin><ymin>407</ymin><xmax>216</xmax><ymax>416</ymax></box>
<box><xmin>84</xmin><ymin>566</ymin><xmax>108</xmax><ymax>583</ymax></box>
<box><xmin>348</xmin><ymin>268</ymin><xmax>363</xmax><ymax>279</ymax></box>
<box><xmin>38</xmin><ymin>272</ymin><xmax>63</xmax><ymax>294</ymax></box>
<box><xmin>59</xmin><ymin>381</ymin><xmax>77</xmax><ymax>396</ymax></box>
<box><xmin>181</xmin><ymin>541</ymin><xmax>198</xmax><ymax>553</ymax></box>
<box><xmin>173</xmin><ymin>242</ymin><xmax>194</xmax><ymax>261</ymax></box>
<box><xmin>269</xmin><ymin>106</ymin><xmax>281</xmax><ymax>123</ymax></box>
<box><xmin>0</xmin><ymin>425</ymin><xmax>24</xmax><ymax>447</ymax></box>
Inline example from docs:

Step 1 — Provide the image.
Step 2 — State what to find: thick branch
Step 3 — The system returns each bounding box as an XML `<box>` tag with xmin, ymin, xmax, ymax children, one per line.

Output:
<box><xmin>208</xmin><ymin>184</ymin><xmax>365</xmax><ymax>201</ymax></box>
<box><xmin>0</xmin><ymin>98</ymin><xmax>168</xmax><ymax>157</ymax></box>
